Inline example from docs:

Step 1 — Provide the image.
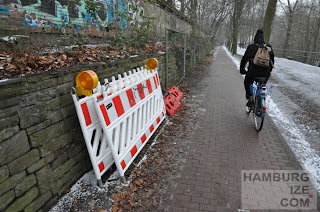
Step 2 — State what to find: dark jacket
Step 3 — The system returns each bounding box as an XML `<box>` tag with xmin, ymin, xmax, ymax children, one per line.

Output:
<box><xmin>240</xmin><ymin>42</ymin><xmax>275</xmax><ymax>77</ymax></box>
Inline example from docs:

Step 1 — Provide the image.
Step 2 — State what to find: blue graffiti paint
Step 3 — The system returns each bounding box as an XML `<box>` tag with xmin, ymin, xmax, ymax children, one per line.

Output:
<box><xmin>74</xmin><ymin>24</ymin><xmax>81</xmax><ymax>31</ymax></box>
<box><xmin>83</xmin><ymin>11</ymin><xmax>93</xmax><ymax>23</ymax></box>
<box><xmin>0</xmin><ymin>6</ymin><xmax>9</xmax><ymax>14</ymax></box>
<box><xmin>60</xmin><ymin>12</ymin><xmax>69</xmax><ymax>23</ymax></box>
<box><xmin>93</xmin><ymin>20</ymin><xmax>99</xmax><ymax>28</ymax></box>
<box><xmin>6</xmin><ymin>0</ymin><xmax>133</xmax><ymax>32</ymax></box>
<box><xmin>105</xmin><ymin>0</ymin><xmax>114</xmax><ymax>22</ymax></box>
<box><xmin>117</xmin><ymin>0</ymin><xmax>128</xmax><ymax>30</ymax></box>
<box><xmin>54</xmin><ymin>23</ymin><xmax>66</xmax><ymax>28</ymax></box>
<box><xmin>22</xmin><ymin>17</ymin><xmax>38</xmax><ymax>27</ymax></box>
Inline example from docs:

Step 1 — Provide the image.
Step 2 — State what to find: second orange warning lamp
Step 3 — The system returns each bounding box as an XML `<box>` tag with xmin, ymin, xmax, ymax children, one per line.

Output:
<box><xmin>75</xmin><ymin>58</ymin><xmax>158</xmax><ymax>97</ymax></box>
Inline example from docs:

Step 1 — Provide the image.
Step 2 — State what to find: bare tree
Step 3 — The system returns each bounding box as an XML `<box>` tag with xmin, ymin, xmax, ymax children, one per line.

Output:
<box><xmin>167</xmin><ymin>0</ymin><xmax>174</xmax><ymax>6</ymax></box>
<box><xmin>263</xmin><ymin>0</ymin><xmax>278</xmax><ymax>43</ymax></box>
<box><xmin>281</xmin><ymin>0</ymin><xmax>299</xmax><ymax>56</ymax></box>
<box><xmin>179</xmin><ymin>0</ymin><xmax>186</xmax><ymax>13</ymax></box>
<box><xmin>190</xmin><ymin>0</ymin><xmax>198</xmax><ymax>25</ymax></box>
<box><xmin>310</xmin><ymin>5</ymin><xmax>320</xmax><ymax>64</ymax></box>
<box><xmin>203</xmin><ymin>0</ymin><xmax>232</xmax><ymax>44</ymax></box>
<box><xmin>231</xmin><ymin>0</ymin><xmax>244</xmax><ymax>54</ymax></box>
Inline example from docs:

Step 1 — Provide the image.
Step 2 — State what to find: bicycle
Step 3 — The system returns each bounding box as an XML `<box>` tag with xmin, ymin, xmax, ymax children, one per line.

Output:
<box><xmin>246</xmin><ymin>77</ymin><xmax>272</xmax><ymax>131</ymax></box>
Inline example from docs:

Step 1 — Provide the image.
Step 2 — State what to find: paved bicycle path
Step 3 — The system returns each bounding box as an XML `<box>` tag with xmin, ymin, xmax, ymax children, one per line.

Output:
<box><xmin>165</xmin><ymin>47</ymin><xmax>309</xmax><ymax>211</ymax></box>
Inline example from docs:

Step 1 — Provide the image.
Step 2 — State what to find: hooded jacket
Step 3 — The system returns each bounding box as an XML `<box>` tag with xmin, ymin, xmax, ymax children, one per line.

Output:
<box><xmin>240</xmin><ymin>29</ymin><xmax>275</xmax><ymax>77</ymax></box>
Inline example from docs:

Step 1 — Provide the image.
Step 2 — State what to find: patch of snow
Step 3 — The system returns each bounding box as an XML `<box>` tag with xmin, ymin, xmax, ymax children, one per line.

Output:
<box><xmin>107</xmin><ymin>170</ymin><xmax>120</xmax><ymax>181</ymax></box>
<box><xmin>2</xmin><ymin>36</ymin><xmax>13</xmax><ymax>42</ymax></box>
<box><xmin>1</xmin><ymin>35</ymin><xmax>29</xmax><ymax>42</ymax></box>
<box><xmin>266</xmin><ymin>97</ymin><xmax>320</xmax><ymax>191</ymax></box>
<box><xmin>222</xmin><ymin>46</ymin><xmax>240</xmax><ymax>68</ymax></box>
<box><xmin>155</xmin><ymin>41</ymin><xmax>164</xmax><ymax>46</ymax></box>
<box><xmin>35</xmin><ymin>43</ymin><xmax>110</xmax><ymax>54</ymax></box>
<box><xmin>137</xmin><ymin>155</ymin><xmax>148</xmax><ymax>167</ymax></box>
<box><xmin>0</xmin><ymin>78</ymin><xmax>9</xmax><ymax>82</ymax></box>
<box><xmin>49</xmin><ymin>170</ymin><xmax>108</xmax><ymax>212</ymax></box>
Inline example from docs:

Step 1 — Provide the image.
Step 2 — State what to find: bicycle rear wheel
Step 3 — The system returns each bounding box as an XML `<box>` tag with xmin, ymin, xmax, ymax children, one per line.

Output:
<box><xmin>253</xmin><ymin>96</ymin><xmax>264</xmax><ymax>131</ymax></box>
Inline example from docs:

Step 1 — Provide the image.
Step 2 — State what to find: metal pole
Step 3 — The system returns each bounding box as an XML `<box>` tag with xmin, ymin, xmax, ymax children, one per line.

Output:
<box><xmin>183</xmin><ymin>33</ymin><xmax>186</xmax><ymax>78</ymax></box>
<box><xmin>194</xmin><ymin>48</ymin><xmax>196</xmax><ymax>66</ymax></box>
<box><xmin>165</xmin><ymin>28</ymin><xmax>168</xmax><ymax>89</ymax></box>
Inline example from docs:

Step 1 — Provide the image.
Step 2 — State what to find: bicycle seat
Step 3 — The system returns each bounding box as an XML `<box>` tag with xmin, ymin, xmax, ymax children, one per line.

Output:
<box><xmin>254</xmin><ymin>77</ymin><xmax>267</xmax><ymax>84</ymax></box>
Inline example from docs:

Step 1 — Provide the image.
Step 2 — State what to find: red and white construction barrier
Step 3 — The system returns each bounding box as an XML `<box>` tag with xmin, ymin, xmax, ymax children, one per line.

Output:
<box><xmin>71</xmin><ymin>85</ymin><xmax>113</xmax><ymax>187</ymax></box>
<box><xmin>94</xmin><ymin>69</ymin><xmax>165</xmax><ymax>183</ymax></box>
<box><xmin>72</xmin><ymin>67</ymin><xmax>165</xmax><ymax>184</ymax></box>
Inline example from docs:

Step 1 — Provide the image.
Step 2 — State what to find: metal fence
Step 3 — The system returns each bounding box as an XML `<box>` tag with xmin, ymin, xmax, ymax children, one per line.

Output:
<box><xmin>164</xmin><ymin>29</ymin><xmax>211</xmax><ymax>89</ymax></box>
<box><xmin>273</xmin><ymin>48</ymin><xmax>320</xmax><ymax>67</ymax></box>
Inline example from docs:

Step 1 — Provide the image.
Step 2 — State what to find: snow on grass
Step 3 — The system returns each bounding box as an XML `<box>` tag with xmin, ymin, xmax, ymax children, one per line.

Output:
<box><xmin>0</xmin><ymin>78</ymin><xmax>9</xmax><ymax>83</ymax></box>
<box><xmin>223</xmin><ymin>46</ymin><xmax>320</xmax><ymax>192</ymax></box>
<box><xmin>49</xmin><ymin>170</ymin><xmax>110</xmax><ymax>212</ymax></box>
<box><xmin>222</xmin><ymin>45</ymin><xmax>241</xmax><ymax>68</ymax></box>
<box><xmin>266</xmin><ymin>97</ymin><xmax>320</xmax><ymax>191</ymax></box>
<box><xmin>1</xmin><ymin>35</ymin><xmax>29</xmax><ymax>42</ymax></box>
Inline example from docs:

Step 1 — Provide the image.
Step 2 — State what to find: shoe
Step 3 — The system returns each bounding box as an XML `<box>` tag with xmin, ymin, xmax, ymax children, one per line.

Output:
<box><xmin>246</xmin><ymin>96</ymin><xmax>254</xmax><ymax>107</ymax></box>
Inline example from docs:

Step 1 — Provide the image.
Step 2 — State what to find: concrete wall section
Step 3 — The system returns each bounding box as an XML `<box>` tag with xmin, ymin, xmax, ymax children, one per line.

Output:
<box><xmin>0</xmin><ymin>0</ymin><xmax>195</xmax><ymax>41</ymax></box>
<box><xmin>143</xmin><ymin>2</ymin><xmax>192</xmax><ymax>37</ymax></box>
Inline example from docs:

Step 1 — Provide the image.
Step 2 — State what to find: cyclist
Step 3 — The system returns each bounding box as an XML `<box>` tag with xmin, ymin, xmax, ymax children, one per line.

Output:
<box><xmin>240</xmin><ymin>29</ymin><xmax>274</xmax><ymax>107</ymax></box>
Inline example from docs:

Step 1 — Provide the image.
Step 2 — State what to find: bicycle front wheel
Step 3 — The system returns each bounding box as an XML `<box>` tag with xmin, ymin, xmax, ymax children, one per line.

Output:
<box><xmin>253</xmin><ymin>96</ymin><xmax>264</xmax><ymax>131</ymax></box>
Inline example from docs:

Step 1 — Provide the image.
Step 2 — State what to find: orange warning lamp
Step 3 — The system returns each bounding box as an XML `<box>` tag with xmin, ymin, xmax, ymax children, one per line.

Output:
<box><xmin>145</xmin><ymin>58</ymin><xmax>159</xmax><ymax>71</ymax></box>
<box><xmin>75</xmin><ymin>70</ymin><xmax>99</xmax><ymax>96</ymax></box>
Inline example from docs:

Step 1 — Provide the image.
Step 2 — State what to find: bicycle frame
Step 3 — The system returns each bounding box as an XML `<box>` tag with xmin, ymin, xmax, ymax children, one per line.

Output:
<box><xmin>246</xmin><ymin>78</ymin><xmax>268</xmax><ymax>131</ymax></box>
<box><xmin>253</xmin><ymin>83</ymin><xmax>267</xmax><ymax>117</ymax></box>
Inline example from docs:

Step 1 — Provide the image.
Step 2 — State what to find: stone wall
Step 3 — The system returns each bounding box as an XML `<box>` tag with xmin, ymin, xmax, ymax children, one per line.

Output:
<box><xmin>0</xmin><ymin>52</ymin><xmax>182</xmax><ymax>211</ymax></box>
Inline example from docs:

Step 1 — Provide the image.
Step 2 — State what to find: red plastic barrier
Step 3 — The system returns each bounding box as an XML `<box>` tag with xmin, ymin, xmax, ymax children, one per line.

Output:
<box><xmin>164</xmin><ymin>94</ymin><xmax>182</xmax><ymax>116</ymax></box>
<box><xmin>168</xmin><ymin>86</ymin><xmax>184</xmax><ymax>102</ymax></box>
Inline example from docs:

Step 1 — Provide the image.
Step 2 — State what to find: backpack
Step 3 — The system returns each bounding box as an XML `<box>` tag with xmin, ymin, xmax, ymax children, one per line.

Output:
<box><xmin>253</xmin><ymin>44</ymin><xmax>273</xmax><ymax>68</ymax></box>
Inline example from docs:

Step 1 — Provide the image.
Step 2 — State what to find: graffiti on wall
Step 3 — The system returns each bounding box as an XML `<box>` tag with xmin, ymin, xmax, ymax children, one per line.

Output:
<box><xmin>0</xmin><ymin>0</ymin><xmax>137</xmax><ymax>32</ymax></box>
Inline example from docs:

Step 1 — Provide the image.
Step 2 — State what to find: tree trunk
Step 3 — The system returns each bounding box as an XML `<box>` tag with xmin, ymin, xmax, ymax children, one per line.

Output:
<box><xmin>283</xmin><ymin>0</ymin><xmax>299</xmax><ymax>57</ymax></box>
<box><xmin>231</xmin><ymin>0</ymin><xmax>244</xmax><ymax>55</ymax></box>
<box><xmin>283</xmin><ymin>12</ymin><xmax>294</xmax><ymax>56</ymax></box>
<box><xmin>191</xmin><ymin>0</ymin><xmax>198</xmax><ymax>25</ymax></box>
<box><xmin>262</xmin><ymin>0</ymin><xmax>277</xmax><ymax>43</ymax></box>
<box><xmin>303</xmin><ymin>2</ymin><xmax>313</xmax><ymax>63</ymax></box>
<box><xmin>180</xmin><ymin>0</ymin><xmax>185</xmax><ymax>14</ymax></box>
<box><xmin>311</xmin><ymin>16</ymin><xmax>320</xmax><ymax>65</ymax></box>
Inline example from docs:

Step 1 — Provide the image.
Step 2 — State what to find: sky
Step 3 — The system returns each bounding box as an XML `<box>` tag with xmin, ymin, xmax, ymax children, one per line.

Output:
<box><xmin>225</xmin><ymin>46</ymin><xmax>320</xmax><ymax>192</ymax></box>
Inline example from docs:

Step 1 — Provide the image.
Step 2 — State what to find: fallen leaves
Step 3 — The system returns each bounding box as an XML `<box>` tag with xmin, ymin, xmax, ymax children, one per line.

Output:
<box><xmin>0</xmin><ymin>43</ymin><xmax>165</xmax><ymax>80</ymax></box>
<box><xmin>105</xmin><ymin>68</ymin><xmax>212</xmax><ymax>211</ymax></box>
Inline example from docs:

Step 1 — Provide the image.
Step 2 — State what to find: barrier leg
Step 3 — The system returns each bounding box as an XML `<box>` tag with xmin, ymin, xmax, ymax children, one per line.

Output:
<box><xmin>97</xmin><ymin>179</ymin><xmax>104</xmax><ymax>187</ymax></box>
<box><xmin>120</xmin><ymin>176</ymin><xmax>128</xmax><ymax>185</ymax></box>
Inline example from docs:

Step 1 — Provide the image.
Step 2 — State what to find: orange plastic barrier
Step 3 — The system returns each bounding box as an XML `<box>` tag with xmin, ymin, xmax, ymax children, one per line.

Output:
<box><xmin>168</xmin><ymin>86</ymin><xmax>184</xmax><ymax>102</ymax></box>
<box><xmin>164</xmin><ymin>86</ymin><xmax>184</xmax><ymax>116</ymax></box>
